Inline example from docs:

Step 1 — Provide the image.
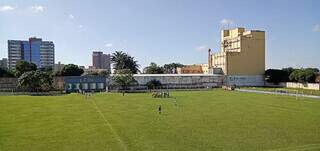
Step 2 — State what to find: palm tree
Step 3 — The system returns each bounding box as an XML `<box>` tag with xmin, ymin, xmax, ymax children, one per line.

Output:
<box><xmin>111</xmin><ymin>51</ymin><xmax>139</xmax><ymax>74</ymax></box>
<box><xmin>111</xmin><ymin>51</ymin><xmax>127</xmax><ymax>70</ymax></box>
<box><xmin>112</xmin><ymin>69</ymin><xmax>137</xmax><ymax>95</ymax></box>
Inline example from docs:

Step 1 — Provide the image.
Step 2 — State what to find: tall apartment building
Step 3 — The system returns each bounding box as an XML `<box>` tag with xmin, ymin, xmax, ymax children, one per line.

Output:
<box><xmin>92</xmin><ymin>51</ymin><xmax>111</xmax><ymax>71</ymax></box>
<box><xmin>8</xmin><ymin>37</ymin><xmax>55</xmax><ymax>69</ymax></box>
<box><xmin>209</xmin><ymin>28</ymin><xmax>265</xmax><ymax>75</ymax></box>
<box><xmin>0</xmin><ymin>58</ymin><xmax>8</xmax><ymax>69</ymax></box>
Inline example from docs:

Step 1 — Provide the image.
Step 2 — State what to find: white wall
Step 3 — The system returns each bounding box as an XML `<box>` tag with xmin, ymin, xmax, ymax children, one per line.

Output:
<box><xmin>266</xmin><ymin>82</ymin><xmax>320</xmax><ymax>90</ymax></box>
<box><xmin>285</xmin><ymin>82</ymin><xmax>320</xmax><ymax>90</ymax></box>
<box><xmin>224</xmin><ymin>75</ymin><xmax>265</xmax><ymax>86</ymax></box>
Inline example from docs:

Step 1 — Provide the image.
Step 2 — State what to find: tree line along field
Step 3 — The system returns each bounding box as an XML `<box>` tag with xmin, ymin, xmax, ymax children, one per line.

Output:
<box><xmin>1</xmin><ymin>90</ymin><xmax>320</xmax><ymax>151</ymax></box>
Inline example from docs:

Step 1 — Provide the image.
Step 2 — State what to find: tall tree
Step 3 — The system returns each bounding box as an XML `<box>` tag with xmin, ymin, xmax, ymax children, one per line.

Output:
<box><xmin>289</xmin><ymin>69</ymin><xmax>316</xmax><ymax>83</ymax></box>
<box><xmin>163</xmin><ymin>63</ymin><xmax>184</xmax><ymax>74</ymax></box>
<box><xmin>111</xmin><ymin>51</ymin><xmax>139</xmax><ymax>74</ymax></box>
<box><xmin>282</xmin><ymin>67</ymin><xmax>295</xmax><ymax>81</ymax></box>
<box><xmin>15</xmin><ymin>60</ymin><xmax>37</xmax><ymax>77</ymax></box>
<box><xmin>146</xmin><ymin>79</ymin><xmax>162</xmax><ymax>90</ymax></box>
<box><xmin>111</xmin><ymin>69</ymin><xmax>137</xmax><ymax>95</ymax></box>
<box><xmin>265</xmin><ymin>69</ymin><xmax>289</xmax><ymax>84</ymax></box>
<box><xmin>18</xmin><ymin>71</ymin><xmax>53</xmax><ymax>92</ymax></box>
<box><xmin>60</xmin><ymin>64</ymin><xmax>84</xmax><ymax>76</ymax></box>
<box><xmin>143</xmin><ymin>62</ymin><xmax>164</xmax><ymax>74</ymax></box>
<box><xmin>0</xmin><ymin>68</ymin><xmax>15</xmax><ymax>77</ymax></box>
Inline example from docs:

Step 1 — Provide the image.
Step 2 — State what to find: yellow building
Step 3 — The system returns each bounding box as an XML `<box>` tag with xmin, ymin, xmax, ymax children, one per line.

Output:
<box><xmin>177</xmin><ymin>64</ymin><xmax>208</xmax><ymax>74</ymax></box>
<box><xmin>209</xmin><ymin>27</ymin><xmax>265</xmax><ymax>75</ymax></box>
<box><xmin>201</xmin><ymin>64</ymin><xmax>209</xmax><ymax>74</ymax></box>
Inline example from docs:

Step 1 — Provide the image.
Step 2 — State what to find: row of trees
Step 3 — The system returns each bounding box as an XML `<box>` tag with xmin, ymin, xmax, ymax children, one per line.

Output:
<box><xmin>0</xmin><ymin>50</ymin><xmax>182</xmax><ymax>93</ymax></box>
<box><xmin>0</xmin><ymin>51</ymin><xmax>138</xmax><ymax>92</ymax></box>
<box><xmin>143</xmin><ymin>62</ymin><xmax>184</xmax><ymax>74</ymax></box>
<box><xmin>0</xmin><ymin>60</ymin><xmax>87</xmax><ymax>92</ymax></box>
<box><xmin>0</xmin><ymin>62</ymin><xmax>85</xmax><ymax>78</ymax></box>
<box><xmin>110</xmin><ymin>51</ymin><xmax>184</xmax><ymax>94</ymax></box>
<box><xmin>265</xmin><ymin>67</ymin><xmax>319</xmax><ymax>84</ymax></box>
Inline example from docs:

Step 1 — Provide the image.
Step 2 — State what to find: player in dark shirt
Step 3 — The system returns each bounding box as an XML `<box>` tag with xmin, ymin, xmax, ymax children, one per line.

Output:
<box><xmin>158</xmin><ymin>105</ymin><xmax>162</xmax><ymax>114</ymax></box>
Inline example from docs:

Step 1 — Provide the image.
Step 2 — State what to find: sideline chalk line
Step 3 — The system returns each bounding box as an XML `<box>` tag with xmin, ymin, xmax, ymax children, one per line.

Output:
<box><xmin>89</xmin><ymin>96</ymin><xmax>128</xmax><ymax>151</ymax></box>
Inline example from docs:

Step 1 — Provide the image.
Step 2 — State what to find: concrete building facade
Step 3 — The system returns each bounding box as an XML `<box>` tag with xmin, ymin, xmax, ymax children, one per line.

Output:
<box><xmin>8</xmin><ymin>37</ymin><xmax>55</xmax><ymax>69</ymax></box>
<box><xmin>209</xmin><ymin>28</ymin><xmax>265</xmax><ymax>75</ymax></box>
<box><xmin>107</xmin><ymin>74</ymin><xmax>224</xmax><ymax>90</ymax></box>
<box><xmin>92</xmin><ymin>51</ymin><xmax>111</xmax><ymax>71</ymax></box>
<box><xmin>64</xmin><ymin>75</ymin><xmax>107</xmax><ymax>92</ymax></box>
<box><xmin>54</xmin><ymin>61</ymin><xmax>65</xmax><ymax>72</ymax></box>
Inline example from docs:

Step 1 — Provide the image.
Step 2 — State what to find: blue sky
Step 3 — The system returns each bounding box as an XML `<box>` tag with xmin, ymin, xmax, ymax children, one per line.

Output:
<box><xmin>0</xmin><ymin>0</ymin><xmax>319</xmax><ymax>69</ymax></box>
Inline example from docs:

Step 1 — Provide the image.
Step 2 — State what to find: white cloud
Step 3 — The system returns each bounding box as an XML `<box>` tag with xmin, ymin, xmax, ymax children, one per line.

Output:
<box><xmin>195</xmin><ymin>45</ymin><xmax>208</xmax><ymax>51</ymax></box>
<box><xmin>0</xmin><ymin>5</ymin><xmax>15</xmax><ymax>12</ymax></box>
<box><xmin>31</xmin><ymin>5</ymin><xmax>45</xmax><ymax>13</ymax></box>
<box><xmin>69</xmin><ymin>14</ymin><xmax>75</xmax><ymax>19</ymax></box>
<box><xmin>313</xmin><ymin>24</ymin><xmax>320</xmax><ymax>32</ymax></box>
<box><xmin>220</xmin><ymin>19</ymin><xmax>234</xmax><ymax>27</ymax></box>
<box><xmin>78</xmin><ymin>25</ymin><xmax>83</xmax><ymax>28</ymax></box>
<box><xmin>105</xmin><ymin>43</ymin><xmax>113</xmax><ymax>47</ymax></box>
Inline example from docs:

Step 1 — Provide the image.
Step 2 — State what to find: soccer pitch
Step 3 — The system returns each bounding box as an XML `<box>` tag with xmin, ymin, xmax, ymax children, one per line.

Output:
<box><xmin>1</xmin><ymin>90</ymin><xmax>320</xmax><ymax>151</ymax></box>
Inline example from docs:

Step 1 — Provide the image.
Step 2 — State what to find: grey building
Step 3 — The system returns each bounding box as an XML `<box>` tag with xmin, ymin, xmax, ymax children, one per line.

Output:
<box><xmin>54</xmin><ymin>61</ymin><xmax>65</xmax><ymax>72</ymax></box>
<box><xmin>8</xmin><ymin>37</ymin><xmax>55</xmax><ymax>69</ymax></box>
<box><xmin>0</xmin><ymin>58</ymin><xmax>8</xmax><ymax>69</ymax></box>
<box><xmin>92</xmin><ymin>51</ymin><xmax>111</xmax><ymax>71</ymax></box>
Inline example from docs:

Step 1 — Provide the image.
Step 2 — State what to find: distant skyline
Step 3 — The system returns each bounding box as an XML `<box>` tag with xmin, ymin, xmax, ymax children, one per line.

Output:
<box><xmin>0</xmin><ymin>0</ymin><xmax>319</xmax><ymax>69</ymax></box>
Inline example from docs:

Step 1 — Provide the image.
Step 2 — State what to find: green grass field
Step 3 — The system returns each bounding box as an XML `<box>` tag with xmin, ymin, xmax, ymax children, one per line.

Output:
<box><xmin>1</xmin><ymin>90</ymin><xmax>320</xmax><ymax>151</ymax></box>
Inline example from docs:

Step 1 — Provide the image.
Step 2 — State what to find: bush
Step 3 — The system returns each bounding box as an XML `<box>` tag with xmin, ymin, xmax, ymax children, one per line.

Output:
<box><xmin>265</xmin><ymin>69</ymin><xmax>288</xmax><ymax>84</ymax></box>
<box><xmin>112</xmin><ymin>69</ymin><xmax>137</xmax><ymax>95</ymax></box>
<box><xmin>18</xmin><ymin>71</ymin><xmax>53</xmax><ymax>92</ymax></box>
<box><xmin>0</xmin><ymin>68</ymin><xmax>15</xmax><ymax>77</ymax></box>
<box><xmin>60</xmin><ymin>64</ymin><xmax>84</xmax><ymax>76</ymax></box>
<box><xmin>15</xmin><ymin>60</ymin><xmax>37</xmax><ymax>77</ymax></box>
<box><xmin>146</xmin><ymin>79</ymin><xmax>162</xmax><ymax>89</ymax></box>
<box><xmin>265</xmin><ymin>67</ymin><xmax>318</xmax><ymax>84</ymax></box>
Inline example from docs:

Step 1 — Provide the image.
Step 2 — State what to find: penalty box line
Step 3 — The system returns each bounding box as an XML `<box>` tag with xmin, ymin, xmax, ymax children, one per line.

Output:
<box><xmin>89</xmin><ymin>97</ymin><xmax>128</xmax><ymax>151</ymax></box>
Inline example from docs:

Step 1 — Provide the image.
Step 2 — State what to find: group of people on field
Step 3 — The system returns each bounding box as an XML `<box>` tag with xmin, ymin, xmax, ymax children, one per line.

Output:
<box><xmin>152</xmin><ymin>91</ymin><xmax>170</xmax><ymax>98</ymax></box>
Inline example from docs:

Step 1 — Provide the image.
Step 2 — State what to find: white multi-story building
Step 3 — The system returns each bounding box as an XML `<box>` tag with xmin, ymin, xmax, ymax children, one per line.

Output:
<box><xmin>8</xmin><ymin>37</ymin><xmax>55</xmax><ymax>69</ymax></box>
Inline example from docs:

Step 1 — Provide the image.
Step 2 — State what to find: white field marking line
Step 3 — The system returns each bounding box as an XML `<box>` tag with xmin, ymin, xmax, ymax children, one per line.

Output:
<box><xmin>265</xmin><ymin>143</ymin><xmax>320</xmax><ymax>151</ymax></box>
<box><xmin>90</xmin><ymin>97</ymin><xmax>128</xmax><ymax>151</ymax></box>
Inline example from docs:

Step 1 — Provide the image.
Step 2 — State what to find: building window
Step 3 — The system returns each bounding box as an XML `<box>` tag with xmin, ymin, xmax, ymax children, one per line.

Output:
<box><xmin>82</xmin><ymin>83</ymin><xmax>88</xmax><ymax>90</ymax></box>
<box><xmin>75</xmin><ymin>83</ymin><xmax>80</xmax><ymax>90</ymax></box>
<box><xmin>90</xmin><ymin>83</ymin><xmax>96</xmax><ymax>89</ymax></box>
<box><xmin>98</xmin><ymin>83</ymin><xmax>104</xmax><ymax>89</ymax></box>
<box><xmin>67</xmin><ymin>84</ymin><xmax>72</xmax><ymax>90</ymax></box>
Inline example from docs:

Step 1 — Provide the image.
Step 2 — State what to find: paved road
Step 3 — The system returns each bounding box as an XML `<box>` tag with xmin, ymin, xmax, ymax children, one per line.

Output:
<box><xmin>236</xmin><ymin>89</ymin><xmax>320</xmax><ymax>99</ymax></box>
